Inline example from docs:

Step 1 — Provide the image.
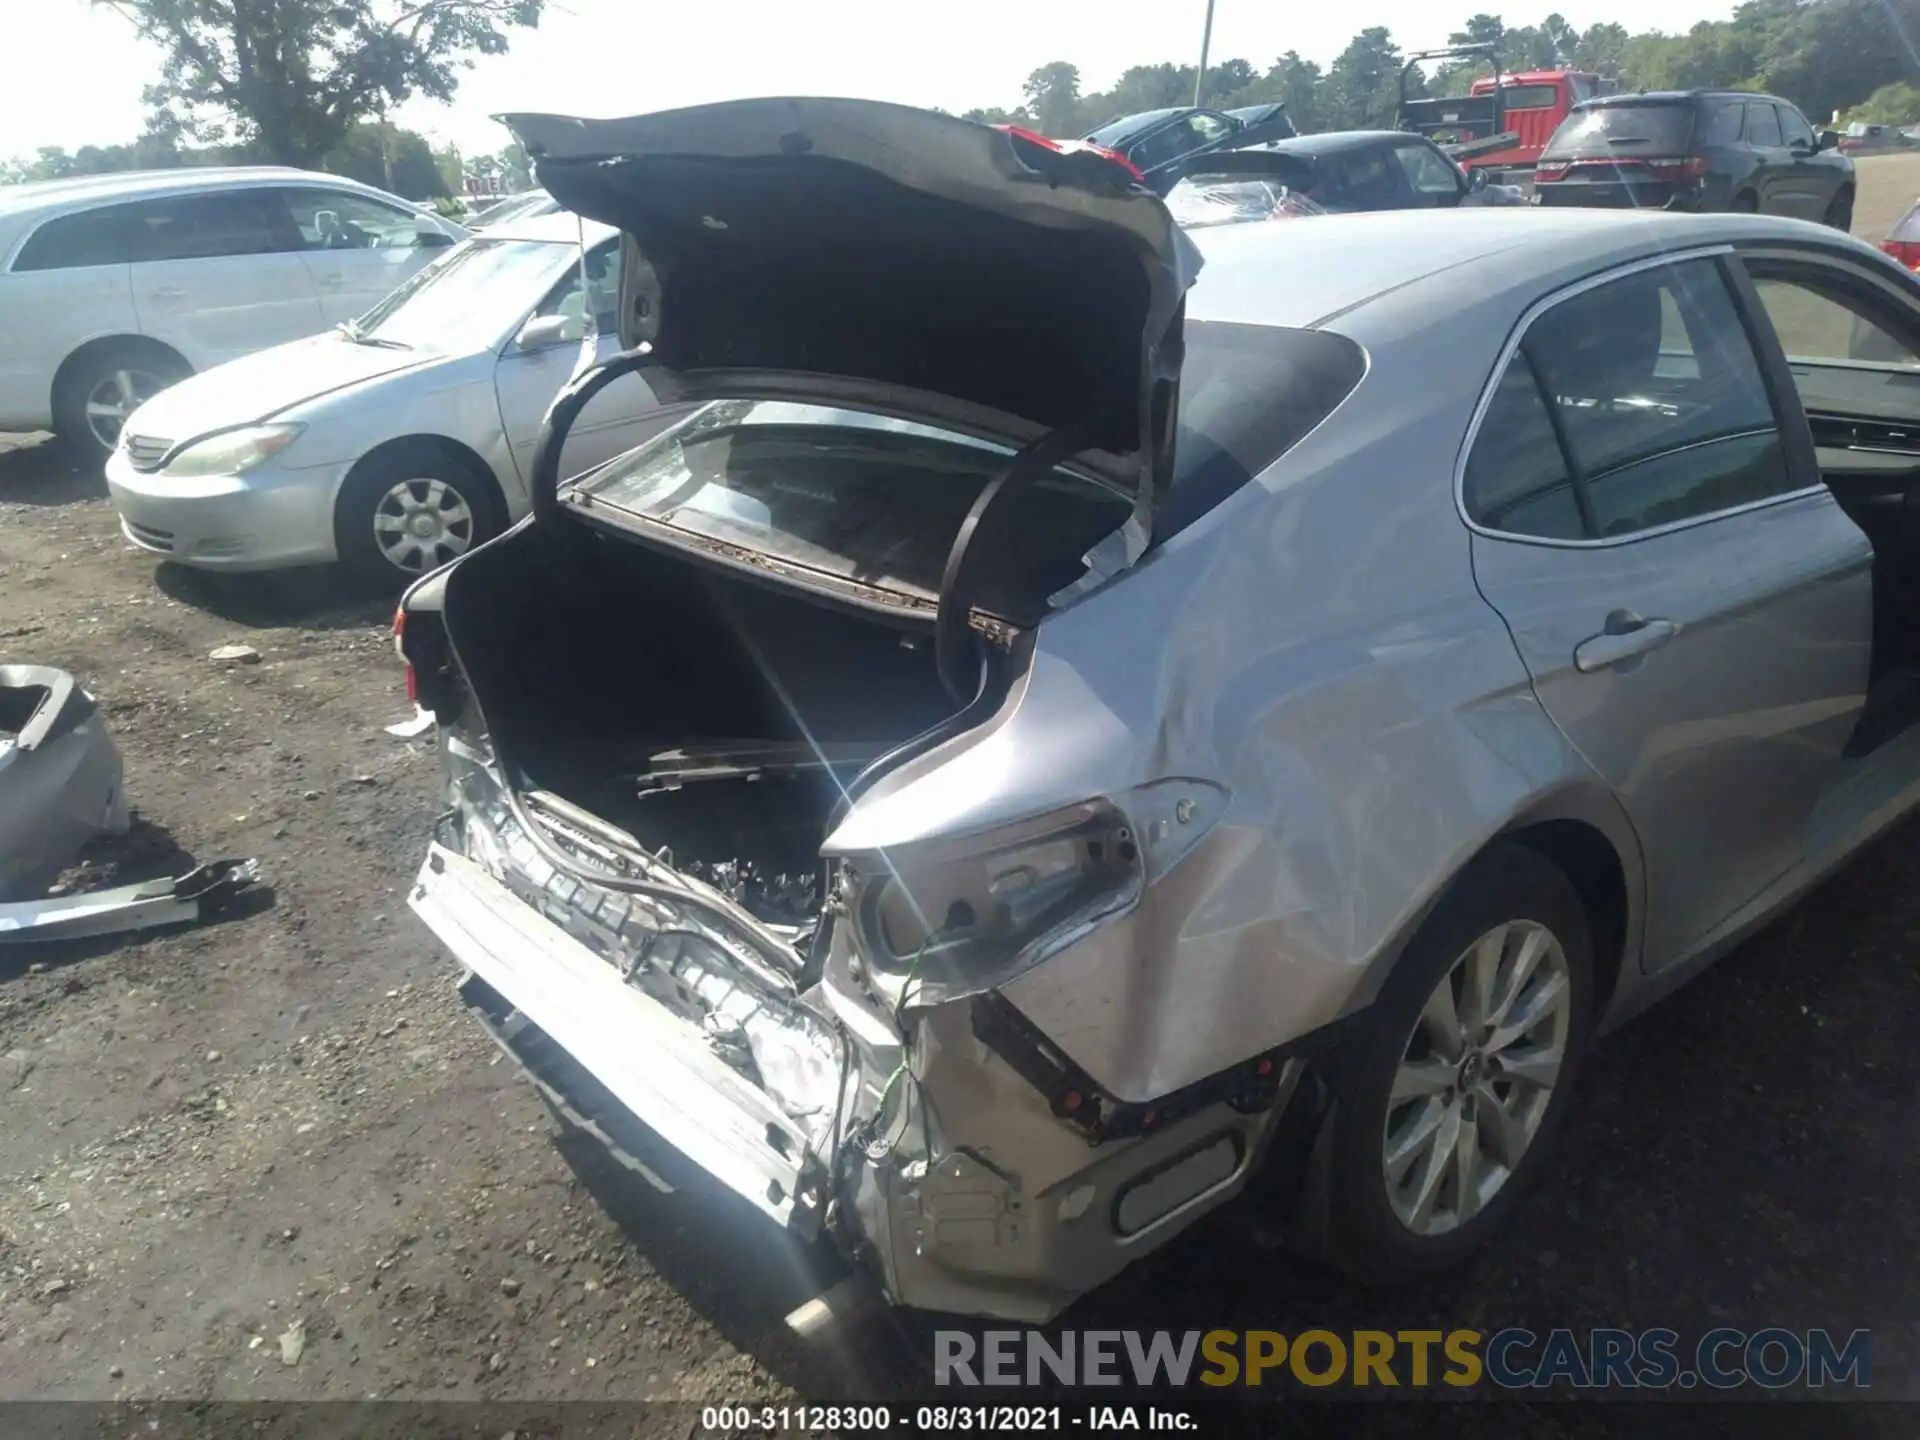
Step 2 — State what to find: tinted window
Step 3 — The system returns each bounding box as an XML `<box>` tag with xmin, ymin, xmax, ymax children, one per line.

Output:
<box><xmin>1699</xmin><ymin>101</ymin><xmax>1746</xmax><ymax>146</ymax></box>
<box><xmin>277</xmin><ymin>187</ymin><xmax>436</xmax><ymax>250</ymax></box>
<box><xmin>12</xmin><ymin>205</ymin><xmax>138</xmax><ymax>271</ymax></box>
<box><xmin>1546</xmin><ymin>103</ymin><xmax>1696</xmax><ymax>156</ymax></box>
<box><xmin>1129</xmin><ymin>113</ymin><xmax>1232</xmax><ymax>170</ymax></box>
<box><xmin>1746</xmin><ymin>104</ymin><xmax>1783</xmax><ymax>148</ymax></box>
<box><xmin>1471</xmin><ymin>259</ymin><xmax>1796</xmax><ymax>540</ymax></box>
<box><xmin>1327</xmin><ymin>148</ymin><xmax>1403</xmax><ymax>207</ymax></box>
<box><xmin>1085</xmin><ymin>110</ymin><xmax>1179</xmax><ymax>147</ymax></box>
<box><xmin>1394</xmin><ymin>143</ymin><xmax>1463</xmax><ymax>195</ymax></box>
<box><xmin>1492</xmin><ymin>84</ymin><xmax>1562</xmax><ymax>111</ymax></box>
<box><xmin>1462</xmin><ymin>356</ymin><xmax>1585</xmax><ymax>539</ymax></box>
<box><xmin>1778</xmin><ymin>106</ymin><xmax>1816</xmax><ymax>149</ymax></box>
<box><xmin>123</xmin><ymin>191</ymin><xmax>289</xmax><ymax>262</ymax></box>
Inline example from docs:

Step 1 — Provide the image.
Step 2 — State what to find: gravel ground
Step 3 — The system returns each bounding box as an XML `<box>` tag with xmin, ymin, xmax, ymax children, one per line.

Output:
<box><xmin>0</xmin><ymin>178</ymin><xmax>1915</xmax><ymax>1436</ymax></box>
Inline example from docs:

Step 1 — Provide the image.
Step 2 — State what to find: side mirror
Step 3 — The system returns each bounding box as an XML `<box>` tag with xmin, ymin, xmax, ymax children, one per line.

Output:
<box><xmin>1467</xmin><ymin>166</ymin><xmax>1490</xmax><ymax>195</ymax></box>
<box><xmin>514</xmin><ymin>314</ymin><xmax>571</xmax><ymax>352</ymax></box>
<box><xmin>416</xmin><ymin>228</ymin><xmax>455</xmax><ymax>249</ymax></box>
<box><xmin>1818</xmin><ymin>130</ymin><xmax>1841</xmax><ymax>151</ymax></box>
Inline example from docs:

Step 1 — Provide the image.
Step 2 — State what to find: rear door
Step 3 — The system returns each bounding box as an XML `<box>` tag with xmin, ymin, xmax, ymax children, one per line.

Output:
<box><xmin>275</xmin><ymin>187</ymin><xmax>456</xmax><ymax>324</ymax></box>
<box><xmin>126</xmin><ymin>190</ymin><xmax>323</xmax><ymax>368</ymax></box>
<box><xmin>1464</xmin><ymin>251</ymin><xmax>1872</xmax><ymax>970</ymax></box>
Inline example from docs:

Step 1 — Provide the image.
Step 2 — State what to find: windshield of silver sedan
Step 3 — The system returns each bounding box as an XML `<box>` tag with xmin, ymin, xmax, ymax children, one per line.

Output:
<box><xmin>348</xmin><ymin>237</ymin><xmax>578</xmax><ymax>351</ymax></box>
<box><xmin>567</xmin><ymin>400</ymin><xmax>1132</xmax><ymax>609</ymax></box>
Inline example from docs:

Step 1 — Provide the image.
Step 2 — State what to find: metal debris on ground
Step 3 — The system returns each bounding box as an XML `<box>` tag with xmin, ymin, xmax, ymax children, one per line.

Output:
<box><xmin>0</xmin><ymin>859</ymin><xmax>265</xmax><ymax>944</ymax></box>
<box><xmin>0</xmin><ymin>665</ymin><xmax>129</xmax><ymax>902</ymax></box>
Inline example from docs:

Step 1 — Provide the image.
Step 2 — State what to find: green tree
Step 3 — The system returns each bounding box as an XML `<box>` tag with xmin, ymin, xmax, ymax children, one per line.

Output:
<box><xmin>94</xmin><ymin>0</ymin><xmax>545</xmax><ymax>169</ymax></box>
<box><xmin>1324</xmin><ymin>27</ymin><xmax>1406</xmax><ymax>129</ymax></box>
<box><xmin>320</xmin><ymin>121</ymin><xmax>448</xmax><ymax>198</ymax></box>
<box><xmin>1260</xmin><ymin>52</ymin><xmax>1325</xmax><ymax>132</ymax></box>
<box><xmin>1849</xmin><ymin>81</ymin><xmax>1920</xmax><ymax>128</ymax></box>
<box><xmin>1022</xmin><ymin>61</ymin><xmax>1085</xmax><ymax>136</ymax></box>
<box><xmin>1572</xmin><ymin>21</ymin><xmax>1630</xmax><ymax>76</ymax></box>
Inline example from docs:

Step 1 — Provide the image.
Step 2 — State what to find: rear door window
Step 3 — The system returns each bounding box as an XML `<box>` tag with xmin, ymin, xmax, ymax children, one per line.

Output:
<box><xmin>1746</xmin><ymin>104</ymin><xmax>1784</xmax><ymax>148</ymax></box>
<box><xmin>1547</xmin><ymin>104</ymin><xmax>1696</xmax><ymax>156</ymax></box>
<box><xmin>1466</xmin><ymin>257</ymin><xmax>1799</xmax><ymax>540</ymax></box>
<box><xmin>12</xmin><ymin>204</ymin><xmax>138</xmax><ymax>271</ymax></box>
<box><xmin>1699</xmin><ymin>101</ymin><xmax>1747</xmax><ymax>146</ymax></box>
<box><xmin>123</xmin><ymin>191</ymin><xmax>293</xmax><ymax>261</ymax></box>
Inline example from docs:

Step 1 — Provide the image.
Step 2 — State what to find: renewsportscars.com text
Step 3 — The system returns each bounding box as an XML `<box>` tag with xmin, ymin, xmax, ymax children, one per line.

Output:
<box><xmin>933</xmin><ymin>1327</ymin><xmax>1872</xmax><ymax>1390</ymax></box>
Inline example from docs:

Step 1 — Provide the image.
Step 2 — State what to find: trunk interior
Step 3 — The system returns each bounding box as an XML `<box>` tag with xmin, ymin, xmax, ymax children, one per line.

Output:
<box><xmin>439</xmin><ymin>518</ymin><xmax>1004</xmax><ymax>926</ymax></box>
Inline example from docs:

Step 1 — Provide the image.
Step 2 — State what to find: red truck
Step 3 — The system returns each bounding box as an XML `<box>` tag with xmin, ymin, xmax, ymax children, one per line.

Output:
<box><xmin>1398</xmin><ymin>45</ymin><xmax>1616</xmax><ymax>184</ymax></box>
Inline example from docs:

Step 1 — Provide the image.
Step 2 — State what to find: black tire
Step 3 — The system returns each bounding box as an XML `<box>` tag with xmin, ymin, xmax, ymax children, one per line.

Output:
<box><xmin>1321</xmin><ymin>842</ymin><xmax>1595</xmax><ymax>1285</ymax></box>
<box><xmin>1730</xmin><ymin>190</ymin><xmax>1760</xmax><ymax>214</ymax></box>
<box><xmin>1824</xmin><ymin>187</ymin><xmax>1855</xmax><ymax>233</ymax></box>
<box><xmin>333</xmin><ymin>441</ymin><xmax>504</xmax><ymax>590</ymax></box>
<box><xmin>52</xmin><ymin>341</ymin><xmax>190</xmax><ymax>465</ymax></box>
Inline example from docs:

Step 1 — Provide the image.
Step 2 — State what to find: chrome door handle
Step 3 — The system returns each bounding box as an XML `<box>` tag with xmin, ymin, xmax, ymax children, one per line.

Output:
<box><xmin>1574</xmin><ymin>613</ymin><xmax>1680</xmax><ymax>672</ymax></box>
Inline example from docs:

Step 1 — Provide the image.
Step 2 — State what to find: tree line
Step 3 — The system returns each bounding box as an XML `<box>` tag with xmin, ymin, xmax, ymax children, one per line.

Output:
<box><xmin>969</xmin><ymin>0</ymin><xmax>1920</xmax><ymax>138</ymax></box>
<box><xmin>6</xmin><ymin>0</ymin><xmax>1913</xmax><ymax>198</ymax></box>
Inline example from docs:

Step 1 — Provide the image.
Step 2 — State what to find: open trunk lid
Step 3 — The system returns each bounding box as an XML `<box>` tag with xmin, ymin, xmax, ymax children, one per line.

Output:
<box><xmin>502</xmin><ymin>99</ymin><xmax>1202</xmax><ymax>519</ymax></box>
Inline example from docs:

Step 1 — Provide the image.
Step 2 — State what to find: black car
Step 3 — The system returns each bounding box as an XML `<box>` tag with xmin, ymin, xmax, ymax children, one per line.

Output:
<box><xmin>1533</xmin><ymin>90</ymin><xmax>1855</xmax><ymax>227</ymax></box>
<box><xmin>1079</xmin><ymin>103</ymin><xmax>1296</xmax><ymax>177</ymax></box>
<box><xmin>1184</xmin><ymin>130</ymin><xmax>1518</xmax><ymax>213</ymax></box>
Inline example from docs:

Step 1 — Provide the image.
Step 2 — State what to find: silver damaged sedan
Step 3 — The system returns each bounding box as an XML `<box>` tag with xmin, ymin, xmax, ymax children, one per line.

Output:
<box><xmin>397</xmin><ymin>98</ymin><xmax>1920</xmax><ymax>1321</ymax></box>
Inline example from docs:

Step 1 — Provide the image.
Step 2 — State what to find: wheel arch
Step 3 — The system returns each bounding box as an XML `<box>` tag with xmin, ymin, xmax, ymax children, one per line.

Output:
<box><xmin>1346</xmin><ymin>784</ymin><xmax>1645</xmax><ymax>1037</ymax></box>
<box><xmin>50</xmin><ymin>334</ymin><xmax>191</xmax><ymax>418</ymax></box>
<box><xmin>337</xmin><ymin>433</ymin><xmax>509</xmax><ymax>531</ymax></box>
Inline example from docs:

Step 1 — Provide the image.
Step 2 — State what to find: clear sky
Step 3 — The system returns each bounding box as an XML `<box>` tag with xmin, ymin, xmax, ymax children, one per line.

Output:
<box><xmin>10</xmin><ymin>0</ymin><xmax>1740</xmax><ymax>161</ymax></box>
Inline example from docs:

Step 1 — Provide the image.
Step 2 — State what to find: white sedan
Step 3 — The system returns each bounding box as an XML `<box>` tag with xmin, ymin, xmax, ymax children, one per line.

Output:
<box><xmin>104</xmin><ymin>213</ymin><xmax>659</xmax><ymax>585</ymax></box>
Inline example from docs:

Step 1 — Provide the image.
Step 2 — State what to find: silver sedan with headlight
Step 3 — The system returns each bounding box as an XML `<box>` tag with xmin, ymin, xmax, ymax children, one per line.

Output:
<box><xmin>399</xmin><ymin>98</ymin><xmax>1920</xmax><ymax>1322</ymax></box>
<box><xmin>104</xmin><ymin>212</ymin><xmax>658</xmax><ymax>585</ymax></box>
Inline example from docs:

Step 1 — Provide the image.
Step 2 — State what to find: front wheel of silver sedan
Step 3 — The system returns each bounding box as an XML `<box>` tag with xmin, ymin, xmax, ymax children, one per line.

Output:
<box><xmin>1321</xmin><ymin>842</ymin><xmax>1595</xmax><ymax>1284</ymax></box>
<box><xmin>334</xmin><ymin>442</ymin><xmax>505</xmax><ymax>591</ymax></box>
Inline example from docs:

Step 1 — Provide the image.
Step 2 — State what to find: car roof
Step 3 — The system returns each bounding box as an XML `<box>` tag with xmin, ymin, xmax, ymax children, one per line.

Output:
<box><xmin>481</xmin><ymin>211</ymin><xmax>617</xmax><ymax>247</ymax></box>
<box><xmin>1583</xmin><ymin>89</ymin><xmax>1780</xmax><ymax>107</ymax></box>
<box><xmin>1182</xmin><ymin>207</ymin><xmax>1871</xmax><ymax>333</ymax></box>
<box><xmin>0</xmin><ymin>165</ymin><xmax>416</xmax><ymax>221</ymax></box>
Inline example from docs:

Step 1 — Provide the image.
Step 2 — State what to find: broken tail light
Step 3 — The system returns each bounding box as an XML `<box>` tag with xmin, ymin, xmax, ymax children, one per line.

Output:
<box><xmin>1882</xmin><ymin>239</ymin><xmax>1920</xmax><ymax>272</ymax></box>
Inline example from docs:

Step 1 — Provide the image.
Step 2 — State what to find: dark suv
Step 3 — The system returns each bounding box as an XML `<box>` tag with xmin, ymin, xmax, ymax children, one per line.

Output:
<box><xmin>1533</xmin><ymin>91</ymin><xmax>1855</xmax><ymax>228</ymax></box>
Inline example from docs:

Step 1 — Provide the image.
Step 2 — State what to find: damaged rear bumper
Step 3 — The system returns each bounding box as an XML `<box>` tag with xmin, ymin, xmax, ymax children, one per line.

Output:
<box><xmin>409</xmin><ymin>791</ymin><xmax>1305</xmax><ymax>1322</ymax></box>
<box><xmin>410</xmin><ymin>842</ymin><xmax>828</xmax><ymax>1231</ymax></box>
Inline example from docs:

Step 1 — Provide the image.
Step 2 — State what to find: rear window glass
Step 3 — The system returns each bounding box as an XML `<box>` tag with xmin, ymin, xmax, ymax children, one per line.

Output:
<box><xmin>1491</xmin><ymin>84</ymin><xmax>1562</xmax><ymax>110</ymax></box>
<box><xmin>13</xmin><ymin>205</ymin><xmax>137</xmax><ymax>271</ymax></box>
<box><xmin>1894</xmin><ymin>201</ymin><xmax>1920</xmax><ymax>242</ymax></box>
<box><xmin>1546</xmin><ymin>104</ymin><xmax>1696</xmax><ymax>155</ymax></box>
<box><xmin>570</xmin><ymin>320</ymin><xmax>1366</xmax><ymax>609</ymax></box>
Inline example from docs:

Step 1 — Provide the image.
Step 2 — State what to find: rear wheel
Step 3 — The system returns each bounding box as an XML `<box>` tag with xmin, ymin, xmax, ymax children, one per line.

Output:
<box><xmin>1321</xmin><ymin>843</ymin><xmax>1595</xmax><ymax>1284</ymax></box>
<box><xmin>53</xmin><ymin>342</ymin><xmax>190</xmax><ymax>465</ymax></box>
<box><xmin>334</xmin><ymin>442</ymin><xmax>503</xmax><ymax>590</ymax></box>
<box><xmin>1823</xmin><ymin>187</ymin><xmax>1855</xmax><ymax>232</ymax></box>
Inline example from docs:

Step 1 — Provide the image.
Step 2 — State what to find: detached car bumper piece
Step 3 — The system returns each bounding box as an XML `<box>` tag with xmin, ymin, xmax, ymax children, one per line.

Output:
<box><xmin>0</xmin><ymin>664</ymin><xmax>129</xmax><ymax>902</ymax></box>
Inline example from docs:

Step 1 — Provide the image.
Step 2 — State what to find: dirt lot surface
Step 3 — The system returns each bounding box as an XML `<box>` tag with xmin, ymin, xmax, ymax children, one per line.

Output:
<box><xmin>0</xmin><ymin>167</ymin><xmax>1916</xmax><ymax>1438</ymax></box>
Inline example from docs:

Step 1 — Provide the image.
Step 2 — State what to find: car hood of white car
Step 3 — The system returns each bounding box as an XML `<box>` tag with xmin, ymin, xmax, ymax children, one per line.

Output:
<box><xmin>123</xmin><ymin>332</ymin><xmax>448</xmax><ymax>445</ymax></box>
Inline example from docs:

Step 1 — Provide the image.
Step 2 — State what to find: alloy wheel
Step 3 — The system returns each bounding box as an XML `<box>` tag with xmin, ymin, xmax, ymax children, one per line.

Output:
<box><xmin>372</xmin><ymin>477</ymin><xmax>476</xmax><ymax>575</ymax></box>
<box><xmin>85</xmin><ymin>368</ymin><xmax>168</xmax><ymax>451</ymax></box>
<box><xmin>1382</xmin><ymin>919</ymin><xmax>1573</xmax><ymax>1236</ymax></box>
